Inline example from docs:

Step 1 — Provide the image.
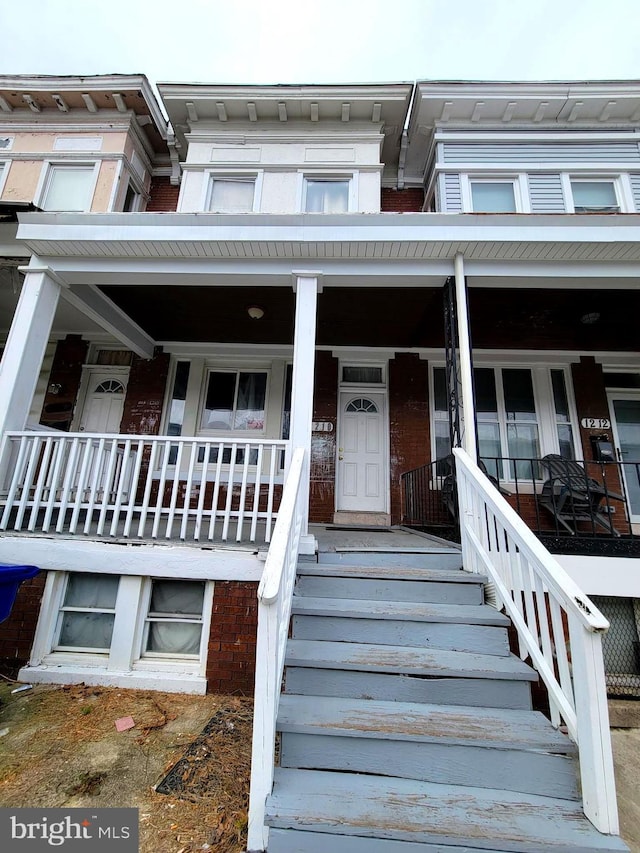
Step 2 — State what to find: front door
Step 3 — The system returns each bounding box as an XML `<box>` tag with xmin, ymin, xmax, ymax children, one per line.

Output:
<box><xmin>336</xmin><ymin>392</ymin><xmax>387</xmax><ymax>512</ymax></box>
<box><xmin>610</xmin><ymin>395</ymin><xmax>640</xmax><ymax>523</ymax></box>
<box><xmin>78</xmin><ymin>371</ymin><xmax>128</xmax><ymax>434</ymax></box>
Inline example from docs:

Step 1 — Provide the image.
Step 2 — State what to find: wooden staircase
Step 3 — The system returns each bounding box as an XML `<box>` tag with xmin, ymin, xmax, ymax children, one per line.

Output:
<box><xmin>264</xmin><ymin>549</ymin><xmax>628</xmax><ymax>852</ymax></box>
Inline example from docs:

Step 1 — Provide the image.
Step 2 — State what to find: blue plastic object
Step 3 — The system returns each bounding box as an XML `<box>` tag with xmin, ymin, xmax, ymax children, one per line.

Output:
<box><xmin>0</xmin><ymin>564</ymin><xmax>40</xmax><ymax>623</ymax></box>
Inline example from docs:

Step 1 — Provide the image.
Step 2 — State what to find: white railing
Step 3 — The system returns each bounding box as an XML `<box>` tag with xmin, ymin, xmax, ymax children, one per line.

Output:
<box><xmin>247</xmin><ymin>447</ymin><xmax>306</xmax><ymax>853</ymax></box>
<box><xmin>453</xmin><ymin>447</ymin><xmax>619</xmax><ymax>836</ymax></box>
<box><xmin>0</xmin><ymin>431</ymin><xmax>288</xmax><ymax>545</ymax></box>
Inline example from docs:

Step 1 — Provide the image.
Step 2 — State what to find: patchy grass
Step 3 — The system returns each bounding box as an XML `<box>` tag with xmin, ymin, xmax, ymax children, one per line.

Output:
<box><xmin>0</xmin><ymin>680</ymin><xmax>253</xmax><ymax>853</ymax></box>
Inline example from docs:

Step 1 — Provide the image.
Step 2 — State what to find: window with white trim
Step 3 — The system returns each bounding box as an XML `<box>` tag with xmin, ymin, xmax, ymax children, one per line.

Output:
<box><xmin>141</xmin><ymin>579</ymin><xmax>206</xmax><ymax>658</ymax></box>
<box><xmin>304</xmin><ymin>178</ymin><xmax>349</xmax><ymax>213</ymax></box>
<box><xmin>570</xmin><ymin>179</ymin><xmax>620</xmax><ymax>213</ymax></box>
<box><xmin>0</xmin><ymin>161</ymin><xmax>7</xmax><ymax>196</ymax></box>
<box><xmin>207</xmin><ymin>177</ymin><xmax>256</xmax><ymax>212</ymax></box>
<box><xmin>432</xmin><ymin>365</ymin><xmax>577</xmax><ymax>479</ymax></box>
<box><xmin>123</xmin><ymin>181</ymin><xmax>142</xmax><ymax>212</ymax></box>
<box><xmin>40</xmin><ymin>164</ymin><xmax>96</xmax><ymax>211</ymax></box>
<box><xmin>200</xmin><ymin>370</ymin><xmax>267</xmax><ymax>432</ymax></box>
<box><xmin>54</xmin><ymin>573</ymin><xmax>119</xmax><ymax>652</ymax></box>
<box><xmin>470</xmin><ymin>179</ymin><xmax>517</xmax><ymax>213</ymax></box>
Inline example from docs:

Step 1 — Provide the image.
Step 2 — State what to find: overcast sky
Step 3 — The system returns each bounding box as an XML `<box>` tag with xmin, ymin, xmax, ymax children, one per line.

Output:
<box><xmin>1</xmin><ymin>0</ymin><xmax>639</xmax><ymax>87</ymax></box>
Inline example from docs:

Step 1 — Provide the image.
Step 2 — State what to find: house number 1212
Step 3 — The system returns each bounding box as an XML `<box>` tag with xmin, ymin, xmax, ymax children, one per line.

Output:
<box><xmin>580</xmin><ymin>418</ymin><xmax>610</xmax><ymax>429</ymax></box>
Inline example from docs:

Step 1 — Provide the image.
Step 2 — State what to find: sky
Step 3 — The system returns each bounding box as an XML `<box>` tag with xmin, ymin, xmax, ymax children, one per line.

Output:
<box><xmin>0</xmin><ymin>0</ymin><xmax>639</xmax><ymax>87</ymax></box>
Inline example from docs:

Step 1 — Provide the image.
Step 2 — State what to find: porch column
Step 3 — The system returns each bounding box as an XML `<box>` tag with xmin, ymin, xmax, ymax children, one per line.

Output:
<box><xmin>453</xmin><ymin>253</ymin><xmax>477</xmax><ymax>460</ymax></box>
<box><xmin>0</xmin><ymin>264</ymin><xmax>61</xmax><ymax>437</ymax></box>
<box><xmin>289</xmin><ymin>271</ymin><xmax>320</xmax><ymax>555</ymax></box>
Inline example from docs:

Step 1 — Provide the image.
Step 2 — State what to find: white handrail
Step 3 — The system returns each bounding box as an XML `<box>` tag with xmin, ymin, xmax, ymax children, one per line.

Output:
<box><xmin>0</xmin><ymin>431</ymin><xmax>288</xmax><ymax>545</ymax></box>
<box><xmin>247</xmin><ymin>447</ymin><xmax>306</xmax><ymax>853</ymax></box>
<box><xmin>453</xmin><ymin>447</ymin><xmax>619</xmax><ymax>836</ymax></box>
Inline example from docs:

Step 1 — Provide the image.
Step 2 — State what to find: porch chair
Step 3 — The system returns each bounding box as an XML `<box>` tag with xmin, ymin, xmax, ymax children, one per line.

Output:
<box><xmin>441</xmin><ymin>454</ymin><xmax>509</xmax><ymax>519</ymax></box>
<box><xmin>537</xmin><ymin>454</ymin><xmax>624</xmax><ymax>536</ymax></box>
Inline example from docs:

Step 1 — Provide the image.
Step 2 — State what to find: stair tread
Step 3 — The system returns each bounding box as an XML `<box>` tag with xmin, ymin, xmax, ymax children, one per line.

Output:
<box><xmin>266</xmin><ymin>768</ymin><xmax>628</xmax><ymax>852</ymax></box>
<box><xmin>291</xmin><ymin>596</ymin><xmax>510</xmax><ymax>625</ymax></box>
<box><xmin>277</xmin><ymin>694</ymin><xmax>576</xmax><ymax>753</ymax></box>
<box><xmin>298</xmin><ymin>565</ymin><xmax>473</xmax><ymax>582</ymax></box>
<box><xmin>285</xmin><ymin>640</ymin><xmax>537</xmax><ymax>681</ymax></box>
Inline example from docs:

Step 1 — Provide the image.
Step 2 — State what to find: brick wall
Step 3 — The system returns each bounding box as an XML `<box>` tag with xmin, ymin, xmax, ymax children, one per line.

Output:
<box><xmin>206</xmin><ymin>581</ymin><xmax>258</xmax><ymax>694</ymax></box>
<box><xmin>381</xmin><ymin>188</ymin><xmax>424</xmax><ymax>212</ymax></box>
<box><xmin>309</xmin><ymin>351</ymin><xmax>339</xmax><ymax>523</ymax></box>
<box><xmin>0</xmin><ymin>573</ymin><xmax>47</xmax><ymax>676</ymax></box>
<box><xmin>120</xmin><ymin>347</ymin><xmax>170</xmax><ymax>435</ymax></box>
<box><xmin>146</xmin><ymin>176</ymin><xmax>180</xmax><ymax>212</ymax></box>
<box><xmin>39</xmin><ymin>335</ymin><xmax>88</xmax><ymax>430</ymax></box>
<box><xmin>389</xmin><ymin>353</ymin><xmax>430</xmax><ymax>525</ymax></box>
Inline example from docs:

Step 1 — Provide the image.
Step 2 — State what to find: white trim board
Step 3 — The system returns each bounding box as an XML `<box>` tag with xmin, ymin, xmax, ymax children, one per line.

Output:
<box><xmin>557</xmin><ymin>555</ymin><xmax>640</xmax><ymax>597</ymax></box>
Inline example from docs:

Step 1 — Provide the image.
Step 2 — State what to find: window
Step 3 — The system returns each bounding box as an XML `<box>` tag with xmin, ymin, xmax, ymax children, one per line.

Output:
<box><xmin>200</xmin><ymin>370</ymin><xmax>267</xmax><ymax>431</ymax></box>
<box><xmin>123</xmin><ymin>181</ymin><xmax>141</xmax><ymax>212</ymax></box>
<box><xmin>304</xmin><ymin>179</ymin><xmax>349</xmax><ymax>213</ymax></box>
<box><xmin>54</xmin><ymin>573</ymin><xmax>119</xmax><ymax>652</ymax></box>
<box><xmin>433</xmin><ymin>366</ymin><xmax>576</xmax><ymax>479</ymax></box>
<box><xmin>0</xmin><ymin>161</ymin><xmax>7</xmax><ymax>197</ymax></box>
<box><xmin>470</xmin><ymin>180</ymin><xmax>517</xmax><ymax>213</ymax></box>
<box><xmin>570</xmin><ymin>180</ymin><xmax>620</xmax><ymax>213</ymax></box>
<box><xmin>341</xmin><ymin>365</ymin><xmax>384</xmax><ymax>384</ymax></box>
<box><xmin>142</xmin><ymin>580</ymin><xmax>205</xmax><ymax>658</ymax></box>
<box><xmin>40</xmin><ymin>164</ymin><xmax>96</xmax><ymax>211</ymax></box>
<box><xmin>207</xmin><ymin>177</ymin><xmax>255</xmax><ymax>212</ymax></box>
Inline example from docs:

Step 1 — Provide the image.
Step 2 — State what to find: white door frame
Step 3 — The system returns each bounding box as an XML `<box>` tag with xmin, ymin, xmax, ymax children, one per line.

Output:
<box><xmin>607</xmin><ymin>390</ymin><xmax>640</xmax><ymax>524</ymax></box>
<box><xmin>335</xmin><ymin>387</ymin><xmax>390</xmax><ymax>515</ymax></box>
<box><xmin>71</xmin><ymin>365</ymin><xmax>131</xmax><ymax>433</ymax></box>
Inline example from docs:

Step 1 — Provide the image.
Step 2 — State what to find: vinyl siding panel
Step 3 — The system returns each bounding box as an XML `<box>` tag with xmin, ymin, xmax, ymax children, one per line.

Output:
<box><xmin>528</xmin><ymin>174</ymin><xmax>566</xmax><ymax>213</ymax></box>
<box><xmin>442</xmin><ymin>173</ymin><xmax>462</xmax><ymax>212</ymax></box>
<box><xmin>442</xmin><ymin>141</ymin><xmax>640</xmax><ymax>164</ymax></box>
<box><xmin>630</xmin><ymin>174</ymin><xmax>640</xmax><ymax>212</ymax></box>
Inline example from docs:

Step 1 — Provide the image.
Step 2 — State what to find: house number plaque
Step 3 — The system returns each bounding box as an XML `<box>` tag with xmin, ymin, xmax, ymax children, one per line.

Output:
<box><xmin>580</xmin><ymin>418</ymin><xmax>610</xmax><ymax>429</ymax></box>
<box><xmin>312</xmin><ymin>421</ymin><xmax>334</xmax><ymax>432</ymax></box>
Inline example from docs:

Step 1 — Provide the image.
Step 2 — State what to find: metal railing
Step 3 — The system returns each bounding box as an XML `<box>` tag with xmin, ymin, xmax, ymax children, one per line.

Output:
<box><xmin>247</xmin><ymin>447</ymin><xmax>306</xmax><ymax>853</ymax></box>
<box><xmin>0</xmin><ymin>431</ymin><xmax>288</xmax><ymax>545</ymax></box>
<box><xmin>402</xmin><ymin>455</ymin><xmax>638</xmax><ymax>542</ymax></box>
<box><xmin>454</xmin><ymin>447</ymin><xmax>619</xmax><ymax>835</ymax></box>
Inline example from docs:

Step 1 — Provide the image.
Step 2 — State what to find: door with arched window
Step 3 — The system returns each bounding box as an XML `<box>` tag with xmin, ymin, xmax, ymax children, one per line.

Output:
<box><xmin>336</xmin><ymin>392</ymin><xmax>387</xmax><ymax>512</ymax></box>
<box><xmin>78</xmin><ymin>370</ymin><xmax>128</xmax><ymax>434</ymax></box>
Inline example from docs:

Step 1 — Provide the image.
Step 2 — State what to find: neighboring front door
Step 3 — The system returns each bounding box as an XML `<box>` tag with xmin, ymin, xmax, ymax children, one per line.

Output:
<box><xmin>610</xmin><ymin>395</ymin><xmax>640</xmax><ymax>523</ymax></box>
<box><xmin>78</xmin><ymin>372</ymin><xmax>128</xmax><ymax>434</ymax></box>
<box><xmin>336</xmin><ymin>392</ymin><xmax>387</xmax><ymax>513</ymax></box>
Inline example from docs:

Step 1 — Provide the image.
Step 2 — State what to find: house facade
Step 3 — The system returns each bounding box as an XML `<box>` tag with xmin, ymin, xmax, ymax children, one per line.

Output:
<box><xmin>0</xmin><ymin>76</ymin><xmax>639</xmax><ymax>700</ymax></box>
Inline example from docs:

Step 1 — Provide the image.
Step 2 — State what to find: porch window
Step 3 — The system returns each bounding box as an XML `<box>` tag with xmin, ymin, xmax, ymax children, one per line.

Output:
<box><xmin>142</xmin><ymin>579</ymin><xmax>205</xmax><ymax>658</ymax></box>
<box><xmin>470</xmin><ymin>180</ymin><xmax>517</xmax><ymax>213</ymax></box>
<box><xmin>304</xmin><ymin>179</ymin><xmax>349</xmax><ymax>213</ymax></box>
<box><xmin>551</xmin><ymin>369</ymin><xmax>575</xmax><ymax>460</ymax></box>
<box><xmin>200</xmin><ymin>370</ymin><xmax>267</xmax><ymax>432</ymax></box>
<box><xmin>207</xmin><ymin>177</ymin><xmax>255</xmax><ymax>212</ymax></box>
<box><xmin>54</xmin><ymin>573</ymin><xmax>119</xmax><ymax>652</ymax></box>
<box><xmin>570</xmin><ymin>180</ymin><xmax>620</xmax><ymax>213</ymax></box>
<box><xmin>40</xmin><ymin>164</ymin><xmax>96</xmax><ymax>211</ymax></box>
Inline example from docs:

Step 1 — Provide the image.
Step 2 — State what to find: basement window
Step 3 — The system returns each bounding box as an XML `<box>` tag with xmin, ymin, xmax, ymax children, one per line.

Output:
<box><xmin>141</xmin><ymin>579</ymin><xmax>206</xmax><ymax>659</ymax></box>
<box><xmin>54</xmin><ymin>573</ymin><xmax>119</xmax><ymax>652</ymax></box>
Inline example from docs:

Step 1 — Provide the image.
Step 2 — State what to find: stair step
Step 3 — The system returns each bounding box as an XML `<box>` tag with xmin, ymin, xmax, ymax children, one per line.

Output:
<box><xmin>318</xmin><ymin>551</ymin><xmax>463</xmax><ymax>570</ymax></box>
<box><xmin>291</xmin><ymin>596</ymin><xmax>508</xmax><ymax>624</ymax></box>
<box><xmin>285</xmin><ymin>640</ymin><xmax>537</xmax><ymax>681</ymax></box>
<box><xmin>267</xmin><ymin>828</ymin><xmax>509</xmax><ymax>852</ymax></box>
<box><xmin>278</xmin><ymin>696</ymin><xmax>579</xmax><ymax>800</ymax></box>
<box><xmin>298</xmin><ymin>565</ymin><xmax>478</xmax><ymax>582</ymax></box>
<box><xmin>266</xmin><ymin>768</ymin><xmax>628</xmax><ymax>852</ymax></box>
<box><xmin>295</xmin><ymin>575</ymin><xmax>483</xmax><ymax>605</ymax></box>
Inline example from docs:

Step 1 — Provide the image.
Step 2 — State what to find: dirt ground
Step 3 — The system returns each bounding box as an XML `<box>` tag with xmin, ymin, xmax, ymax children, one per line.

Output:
<box><xmin>0</xmin><ymin>678</ymin><xmax>253</xmax><ymax>853</ymax></box>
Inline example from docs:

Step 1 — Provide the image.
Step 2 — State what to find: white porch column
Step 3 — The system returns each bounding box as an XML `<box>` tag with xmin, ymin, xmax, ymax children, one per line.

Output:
<box><xmin>453</xmin><ymin>253</ymin><xmax>477</xmax><ymax>461</ymax></box>
<box><xmin>0</xmin><ymin>264</ymin><xmax>61</xmax><ymax>437</ymax></box>
<box><xmin>288</xmin><ymin>271</ymin><xmax>320</xmax><ymax>555</ymax></box>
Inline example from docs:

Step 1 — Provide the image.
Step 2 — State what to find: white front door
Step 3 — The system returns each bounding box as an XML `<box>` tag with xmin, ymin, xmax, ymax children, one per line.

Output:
<box><xmin>78</xmin><ymin>371</ymin><xmax>128</xmax><ymax>434</ymax></box>
<box><xmin>336</xmin><ymin>392</ymin><xmax>387</xmax><ymax>512</ymax></box>
<box><xmin>609</xmin><ymin>394</ymin><xmax>640</xmax><ymax>523</ymax></box>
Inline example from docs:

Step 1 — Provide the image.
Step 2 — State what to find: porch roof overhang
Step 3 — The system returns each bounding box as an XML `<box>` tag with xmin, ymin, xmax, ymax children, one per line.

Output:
<box><xmin>16</xmin><ymin>213</ymin><xmax>640</xmax><ymax>285</ymax></box>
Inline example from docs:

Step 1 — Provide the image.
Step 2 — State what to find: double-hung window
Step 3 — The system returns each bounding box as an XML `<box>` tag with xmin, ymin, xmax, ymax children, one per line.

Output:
<box><xmin>570</xmin><ymin>179</ymin><xmax>620</xmax><ymax>213</ymax></box>
<box><xmin>54</xmin><ymin>573</ymin><xmax>119</xmax><ymax>652</ymax></box>
<box><xmin>142</xmin><ymin>579</ymin><xmax>206</xmax><ymax>658</ymax></box>
<box><xmin>40</xmin><ymin>164</ymin><xmax>96</xmax><ymax>211</ymax></box>
<box><xmin>207</xmin><ymin>177</ymin><xmax>256</xmax><ymax>212</ymax></box>
<box><xmin>304</xmin><ymin>179</ymin><xmax>350</xmax><ymax>213</ymax></box>
<box><xmin>200</xmin><ymin>370</ymin><xmax>267</xmax><ymax>432</ymax></box>
<box><xmin>469</xmin><ymin>179</ymin><xmax>518</xmax><ymax>212</ymax></box>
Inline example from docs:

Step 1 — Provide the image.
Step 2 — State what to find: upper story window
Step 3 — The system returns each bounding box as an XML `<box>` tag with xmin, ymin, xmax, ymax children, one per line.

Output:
<box><xmin>123</xmin><ymin>181</ymin><xmax>142</xmax><ymax>212</ymax></box>
<box><xmin>207</xmin><ymin>177</ymin><xmax>256</xmax><ymax>212</ymax></box>
<box><xmin>570</xmin><ymin>179</ymin><xmax>620</xmax><ymax>213</ymax></box>
<box><xmin>200</xmin><ymin>370</ymin><xmax>267</xmax><ymax>432</ymax></box>
<box><xmin>0</xmin><ymin>161</ymin><xmax>8</xmax><ymax>197</ymax></box>
<box><xmin>40</xmin><ymin>164</ymin><xmax>96</xmax><ymax>212</ymax></box>
<box><xmin>304</xmin><ymin>179</ymin><xmax>350</xmax><ymax>213</ymax></box>
<box><xmin>470</xmin><ymin>180</ymin><xmax>517</xmax><ymax>213</ymax></box>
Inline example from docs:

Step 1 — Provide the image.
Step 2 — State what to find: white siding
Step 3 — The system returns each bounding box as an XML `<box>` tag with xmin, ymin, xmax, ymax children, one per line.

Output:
<box><xmin>630</xmin><ymin>174</ymin><xmax>640</xmax><ymax>212</ymax></box>
<box><xmin>528</xmin><ymin>174</ymin><xmax>566</xmax><ymax>213</ymax></box>
<box><xmin>442</xmin><ymin>141</ymin><xmax>640</xmax><ymax>164</ymax></box>
<box><xmin>442</xmin><ymin>173</ymin><xmax>462</xmax><ymax>212</ymax></box>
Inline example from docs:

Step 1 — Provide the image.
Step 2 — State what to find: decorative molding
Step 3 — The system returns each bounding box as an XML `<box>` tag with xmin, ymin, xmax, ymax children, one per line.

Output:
<box><xmin>81</xmin><ymin>93</ymin><xmax>97</xmax><ymax>112</ymax></box>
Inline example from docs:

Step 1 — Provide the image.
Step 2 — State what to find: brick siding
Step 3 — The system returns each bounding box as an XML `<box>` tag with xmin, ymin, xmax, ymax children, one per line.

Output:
<box><xmin>381</xmin><ymin>188</ymin><xmax>424</xmax><ymax>212</ymax></box>
<box><xmin>0</xmin><ymin>572</ymin><xmax>47</xmax><ymax>675</ymax></box>
<box><xmin>120</xmin><ymin>347</ymin><xmax>170</xmax><ymax>435</ymax></box>
<box><xmin>39</xmin><ymin>335</ymin><xmax>89</xmax><ymax>431</ymax></box>
<box><xmin>146</xmin><ymin>176</ymin><xmax>180</xmax><ymax>212</ymax></box>
<box><xmin>309</xmin><ymin>351</ymin><xmax>339</xmax><ymax>523</ymax></box>
<box><xmin>206</xmin><ymin>581</ymin><xmax>258</xmax><ymax>694</ymax></box>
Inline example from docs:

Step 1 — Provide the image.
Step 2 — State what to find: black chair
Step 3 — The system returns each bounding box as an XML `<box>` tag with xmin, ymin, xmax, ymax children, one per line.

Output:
<box><xmin>537</xmin><ymin>454</ymin><xmax>624</xmax><ymax>536</ymax></box>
